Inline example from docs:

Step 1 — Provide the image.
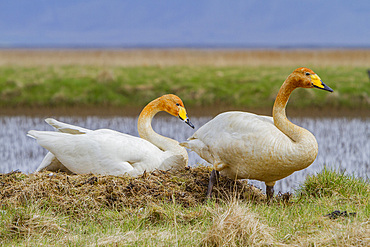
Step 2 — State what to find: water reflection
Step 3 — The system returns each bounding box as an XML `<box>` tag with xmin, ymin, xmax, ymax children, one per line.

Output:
<box><xmin>0</xmin><ymin>116</ymin><xmax>369</xmax><ymax>193</ymax></box>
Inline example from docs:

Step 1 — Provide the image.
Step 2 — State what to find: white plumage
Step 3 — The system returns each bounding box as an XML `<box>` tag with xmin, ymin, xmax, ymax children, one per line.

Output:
<box><xmin>28</xmin><ymin>94</ymin><xmax>194</xmax><ymax>176</ymax></box>
<box><xmin>183</xmin><ymin>111</ymin><xmax>317</xmax><ymax>183</ymax></box>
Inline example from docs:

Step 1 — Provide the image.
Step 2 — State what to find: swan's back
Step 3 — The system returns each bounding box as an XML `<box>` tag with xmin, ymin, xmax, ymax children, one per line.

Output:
<box><xmin>186</xmin><ymin>111</ymin><xmax>280</xmax><ymax>152</ymax></box>
<box><xmin>192</xmin><ymin>111</ymin><xmax>275</xmax><ymax>138</ymax></box>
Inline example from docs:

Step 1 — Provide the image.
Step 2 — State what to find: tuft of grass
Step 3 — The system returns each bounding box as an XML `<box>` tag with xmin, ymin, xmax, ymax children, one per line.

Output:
<box><xmin>296</xmin><ymin>167</ymin><xmax>370</xmax><ymax>199</ymax></box>
<box><xmin>0</xmin><ymin>206</ymin><xmax>67</xmax><ymax>245</ymax></box>
<box><xmin>202</xmin><ymin>200</ymin><xmax>276</xmax><ymax>246</ymax></box>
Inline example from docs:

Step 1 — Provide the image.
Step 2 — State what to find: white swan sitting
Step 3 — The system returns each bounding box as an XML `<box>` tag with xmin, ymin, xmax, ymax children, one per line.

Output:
<box><xmin>32</xmin><ymin>119</ymin><xmax>91</xmax><ymax>174</ymax></box>
<box><xmin>180</xmin><ymin>67</ymin><xmax>333</xmax><ymax>200</ymax></box>
<box><xmin>28</xmin><ymin>94</ymin><xmax>194</xmax><ymax>176</ymax></box>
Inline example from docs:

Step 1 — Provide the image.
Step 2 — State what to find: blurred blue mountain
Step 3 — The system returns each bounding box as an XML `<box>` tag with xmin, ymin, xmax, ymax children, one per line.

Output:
<box><xmin>0</xmin><ymin>0</ymin><xmax>369</xmax><ymax>48</ymax></box>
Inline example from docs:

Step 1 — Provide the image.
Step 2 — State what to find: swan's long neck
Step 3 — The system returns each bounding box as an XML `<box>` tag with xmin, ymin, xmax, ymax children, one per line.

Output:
<box><xmin>272</xmin><ymin>79</ymin><xmax>306</xmax><ymax>142</ymax></box>
<box><xmin>137</xmin><ymin>101</ymin><xmax>180</xmax><ymax>152</ymax></box>
<box><xmin>271</xmin><ymin>75</ymin><xmax>318</xmax><ymax>171</ymax></box>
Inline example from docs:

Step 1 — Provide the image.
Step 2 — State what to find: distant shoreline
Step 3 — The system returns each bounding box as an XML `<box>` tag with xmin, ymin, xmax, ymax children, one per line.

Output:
<box><xmin>1</xmin><ymin>45</ymin><xmax>370</xmax><ymax>50</ymax></box>
<box><xmin>1</xmin><ymin>51</ymin><xmax>369</xmax><ymax>114</ymax></box>
<box><xmin>1</xmin><ymin>106</ymin><xmax>369</xmax><ymax>118</ymax></box>
<box><xmin>1</xmin><ymin>49</ymin><xmax>369</xmax><ymax>67</ymax></box>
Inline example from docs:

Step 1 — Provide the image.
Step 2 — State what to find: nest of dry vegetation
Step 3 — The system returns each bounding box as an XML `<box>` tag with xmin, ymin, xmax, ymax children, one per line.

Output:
<box><xmin>0</xmin><ymin>166</ymin><xmax>269</xmax><ymax>216</ymax></box>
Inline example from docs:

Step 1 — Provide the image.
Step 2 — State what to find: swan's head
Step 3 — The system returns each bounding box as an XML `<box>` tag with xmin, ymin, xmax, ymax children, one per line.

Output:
<box><xmin>158</xmin><ymin>94</ymin><xmax>195</xmax><ymax>129</ymax></box>
<box><xmin>291</xmin><ymin>67</ymin><xmax>333</xmax><ymax>92</ymax></box>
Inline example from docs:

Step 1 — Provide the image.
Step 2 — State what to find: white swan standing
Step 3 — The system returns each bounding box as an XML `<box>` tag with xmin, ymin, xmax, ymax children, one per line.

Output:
<box><xmin>180</xmin><ymin>67</ymin><xmax>333</xmax><ymax>200</ymax></box>
<box><xmin>28</xmin><ymin>94</ymin><xmax>194</xmax><ymax>176</ymax></box>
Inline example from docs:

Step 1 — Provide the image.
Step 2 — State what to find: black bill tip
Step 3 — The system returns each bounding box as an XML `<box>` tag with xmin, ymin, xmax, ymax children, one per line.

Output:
<box><xmin>314</xmin><ymin>81</ymin><xmax>333</xmax><ymax>92</ymax></box>
<box><xmin>185</xmin><ymin>118</ymin><xmax>195</xmax><ymax>129</ymax></box>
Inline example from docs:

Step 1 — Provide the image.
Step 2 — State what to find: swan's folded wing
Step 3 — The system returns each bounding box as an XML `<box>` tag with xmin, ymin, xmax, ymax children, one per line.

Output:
<box><xmin>93</xmin><ymin>129</ymin><xmax>166</xmax><ymax>174</ymax></box>
<box><xmin>181</xmin><ymin>111</ymin><xmax>277</xmax><ymax>164</ymax></box>
<box><xmin>28</xmin><ymin>129</ymin><xmax>165</xmax><ymax>176</ymax></box>
<box><xmin>45</xmin><ymin>118</ymin><xmax>91</xmax><ymax>134</ymax></box>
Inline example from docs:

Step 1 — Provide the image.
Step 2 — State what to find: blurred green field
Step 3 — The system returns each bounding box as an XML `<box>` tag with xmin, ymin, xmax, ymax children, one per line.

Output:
<box><xmin>0</xmin><ymin>65</ymin><xmax>369</xmax><ymax>111</ymax></box>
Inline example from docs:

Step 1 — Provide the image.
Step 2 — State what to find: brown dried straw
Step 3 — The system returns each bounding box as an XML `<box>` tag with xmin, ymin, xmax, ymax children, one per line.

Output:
<box><xmin>0</xmin><ymin>166</ymin><xmax>266</xmax><ymax>217</ymax></box>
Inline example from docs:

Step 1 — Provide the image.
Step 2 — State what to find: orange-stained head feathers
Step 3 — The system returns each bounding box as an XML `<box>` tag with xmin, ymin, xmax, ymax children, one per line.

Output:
<box><xmin>290</xmin><ymin>67</ymin><xmax>333</xmax><ymax>92</ymax></box>
<box><xmin>142</xmin><ymin>94</ymin><xmax>194</xmax><ymax>128</ymax></box>
<box><xmin>156</xmin><ymin>94</ymin><xmax>185</xmax><ymax>116</ymax></box>
<box><xmin>295</xmin><ymin>67</ymin><xmax>315</xmax><ymax>74</ymax></box>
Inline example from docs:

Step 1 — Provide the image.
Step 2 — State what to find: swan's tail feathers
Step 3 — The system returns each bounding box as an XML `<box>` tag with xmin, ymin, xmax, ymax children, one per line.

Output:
<box><xmin>27</xmin><ymin>130</ymin><xmax>62</xmax><ymax>142</ymax></box>
<box><xmin>180</xmin><ymin>135</ymin><xmax>199</xmax><ymax>148</ymax></box>
<box><xmin>27</xmin><ymin>130</ymin><xmax>37</xmax><ymax>139</ymax></box>
<box><xmin>27</xmin><ymin>130</ymin><xmax>70</xmax><ymax>156</ymax></box>
<box><xmin>180</xmin><ymin>139</ymin><xmax>214</xmax><ymax>165</ymax></box>
<box><xmin>45</xmin><ymin>118</ymin><xmax>90</xmax><ymax>134</ymax></box>
<box><xmin>27</xmin><ymin>130</ymin><xmax>52</xmax><ymax>141</ymax></box>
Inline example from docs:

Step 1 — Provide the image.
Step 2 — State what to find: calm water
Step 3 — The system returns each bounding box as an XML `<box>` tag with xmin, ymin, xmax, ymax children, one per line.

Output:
<box><xmin>0</xmin><ymin>116</ymin><xmax>369</xmax><ymax>193</ymax></box>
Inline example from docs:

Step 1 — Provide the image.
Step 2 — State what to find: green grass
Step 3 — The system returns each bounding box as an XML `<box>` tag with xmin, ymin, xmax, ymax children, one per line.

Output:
<box><xmin>1</xmin><ymin>169</ymin><xmax>369</xmax><ymax>246</ymax></box>
<box><xmin>0</xmin><ymin>65</ymin><xmax>369</xmax><ymax>109</ymax></box>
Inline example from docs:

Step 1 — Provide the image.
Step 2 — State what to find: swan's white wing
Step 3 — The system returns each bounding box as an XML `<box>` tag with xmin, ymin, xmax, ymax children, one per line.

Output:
<box><xmin>182</xmin><ymin>111</ymin><xmax>277</xmax><ymax>162</ymax></box>
<box><xmin>28</xmin><ymin>129</ymin><xmax>165</xmax><ymax>176</ymax></box>
<box><xmin>45</xmin><ymin>118</ymin><xmax>91</xmax><ymax>134</ymax></box>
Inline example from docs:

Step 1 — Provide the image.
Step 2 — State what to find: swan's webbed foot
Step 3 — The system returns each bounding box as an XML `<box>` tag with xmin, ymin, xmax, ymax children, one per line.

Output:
<box><xmin>206</xmin><ymin>169</ymin><xmax>219</xmax><ymax>199</ymax></box>
<box><xmin>266</xmin><ymin>185</ymin><xmax>274</xmax><ymax>202</ymax></box>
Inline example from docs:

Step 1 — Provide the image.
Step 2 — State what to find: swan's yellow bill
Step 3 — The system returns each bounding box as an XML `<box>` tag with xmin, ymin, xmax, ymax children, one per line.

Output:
<box><xmin>178</xmin><ymin>107</ymin><xmax>187</xmax><ymax>120</ymax></box>
<box><xmin>310</xmin><ymin>74</ymin><xmax>323</xmax><ymax>88</ymax></box>
<box><xmin>178</xmin><ymin>106</ymin><xmax>194</xmax><ymax>128</ymax></box>
<box><xmin>310</xmin><ymin>74</ymin><xmax>333</xmax><ymax>92</ymax></box>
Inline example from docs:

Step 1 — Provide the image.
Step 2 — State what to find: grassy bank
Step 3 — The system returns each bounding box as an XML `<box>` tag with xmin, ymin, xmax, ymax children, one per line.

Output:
<box><xmin>0</xmin><ymin>65</ymin><xmax>369</xmax><ymax>111</ymax></box>
<box><xmin>1</xmin><ymin>167</ymin><xmax>369</xmax><ymax>246</ymax></box>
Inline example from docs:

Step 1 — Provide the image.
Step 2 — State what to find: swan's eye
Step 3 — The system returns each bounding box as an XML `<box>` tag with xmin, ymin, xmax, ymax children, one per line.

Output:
<box><xmin>305</xmin><ymin>72</ymin><xmax>311</xmax><ymax>76</ymax></box>
<box><xmin>176</xmin><ymin>103</ymin><xmax>180</xmax><ymax>106</ymax></box>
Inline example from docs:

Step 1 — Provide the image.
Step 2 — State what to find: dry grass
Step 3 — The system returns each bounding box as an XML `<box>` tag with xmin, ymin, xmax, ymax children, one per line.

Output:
<box><xmin>95</xmin><ymin>229</ymin><xmax>176</xmax><ymax>246</ymax></box>
<box><xmin>0</xmin><ymin>167</ymin><xmax>271</xmax><ymax>246</ymax></box>
<box><xmin>202</xmin><ymin>200</ymin><xmax>277</xmax><ymax>247</ymax></box>
<box><xmin>4</xmin><ymin>209</ymin><xmax>67</xmax><ymax>240</ymax></box>
<box><xmin>1</xmin><ymin>49</ymin><xmax>369</xmax><ymax>67</ymax></box>
<box><xmin>1</xmin><ymin>168</ymin><xmax>369</xmax><ymax>246</ymax></box>
<box><xmin>293</xmin><ymin>220</ymin><xmax>370</xmax><ymax>246</ymax></box>
<box><xmin>0</xmin><ymin>167</ymin><xmax>266</xmax><ymax>216</ymax></box>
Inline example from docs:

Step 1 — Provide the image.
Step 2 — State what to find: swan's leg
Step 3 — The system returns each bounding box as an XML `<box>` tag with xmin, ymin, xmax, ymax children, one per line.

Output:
<box><xmin>206</xmin><ymin>169</ymin><xmax>219</xmax><ymax>198</ymax></box>
<box><xmin>266</xmin><ymin>185</ymin><xmax>274</xmax><ymax>201</ymax></box>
